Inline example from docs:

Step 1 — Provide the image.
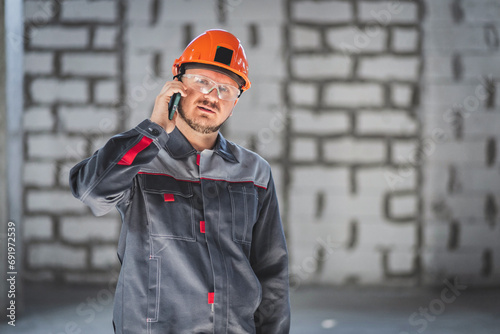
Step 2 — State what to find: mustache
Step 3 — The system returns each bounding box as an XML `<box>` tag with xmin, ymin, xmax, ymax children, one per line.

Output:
<box><xmin>196</xmin><ymin>98</ymin><xmax>220</xmax><ymax>112</ymax></box>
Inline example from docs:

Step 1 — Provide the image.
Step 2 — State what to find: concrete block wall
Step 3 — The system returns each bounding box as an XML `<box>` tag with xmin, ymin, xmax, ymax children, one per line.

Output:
<box><xmin>20</xmin><ymin>0</ymin><xmax>500</xmax><ymax>286</ymax></box>
<box><xmin>285</xmin><ymin>0</ymin><xmax>423</xmax><ymax>286</ymax></box>
<box><xmin>23</xmin><ymin>0</ymin><xmax>124</xmax><ymax>283</ymax></box>
<box><xmin>421</xmin><ymin>0</ymin><xmax>500</xmax><ymax>285</ymax></box>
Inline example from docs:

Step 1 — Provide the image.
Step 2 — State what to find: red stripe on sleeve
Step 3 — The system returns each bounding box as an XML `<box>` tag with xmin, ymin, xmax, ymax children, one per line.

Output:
<box><xmin>117</xmin><ymin>136</ymin><xmax>153</xmax><ymax>166</ymax></box>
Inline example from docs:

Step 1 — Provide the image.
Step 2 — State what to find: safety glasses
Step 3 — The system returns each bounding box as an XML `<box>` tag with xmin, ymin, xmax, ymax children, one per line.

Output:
<box><xmin>180</xmin><ymin>74</ymin><xmax>241</xmax><ymax>101</ymax></box>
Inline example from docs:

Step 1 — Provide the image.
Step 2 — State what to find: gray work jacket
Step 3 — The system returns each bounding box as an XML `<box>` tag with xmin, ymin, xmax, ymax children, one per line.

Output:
<box><xmin>69</xmin><ymin>119</ymin><xmax>291</xmax><ymax>334</ymax></box>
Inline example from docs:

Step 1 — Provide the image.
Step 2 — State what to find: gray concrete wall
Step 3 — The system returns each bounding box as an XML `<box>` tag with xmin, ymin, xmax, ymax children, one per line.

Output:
<box><xmin>18</xmin><ymin>0</ymin><xmax>500</xmax><ymax>287</ymax></box>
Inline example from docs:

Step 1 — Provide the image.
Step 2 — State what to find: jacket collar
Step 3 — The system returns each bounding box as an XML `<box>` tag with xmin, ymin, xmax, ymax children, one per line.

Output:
<box><xmin>165</xmin><ymin>127</ymin><xmax>239</xmax><ymax>163</ymax></box>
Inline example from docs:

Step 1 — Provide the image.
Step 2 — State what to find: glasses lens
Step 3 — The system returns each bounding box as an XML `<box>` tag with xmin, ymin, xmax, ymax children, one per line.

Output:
<box><xmin>183</xmin><ymin>74</ymin><xmax>239</xmax><ymax>101</ymax></box>
<box><xmin>217</xmin><ymin>84</ymin><xmax>240</xmax><ymax>101</ymax></box>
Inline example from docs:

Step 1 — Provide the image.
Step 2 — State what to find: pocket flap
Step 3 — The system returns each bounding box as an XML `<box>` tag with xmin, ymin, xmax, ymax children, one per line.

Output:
<box><xmin>142</xmin><ymin>174</ymin><xmax>193</xmax><ymax>198</ymax></box>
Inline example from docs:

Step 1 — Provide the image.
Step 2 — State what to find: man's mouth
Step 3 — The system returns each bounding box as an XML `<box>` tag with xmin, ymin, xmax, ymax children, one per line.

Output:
<box><xmin>197</xmin><ymin>105</ymin><xmax>216</xmax><ymax>114</ymax></box>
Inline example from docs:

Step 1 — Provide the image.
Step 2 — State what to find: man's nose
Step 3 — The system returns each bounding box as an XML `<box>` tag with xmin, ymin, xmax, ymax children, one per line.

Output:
<box><xmin>204</xmin><ymin>86</ymin><xmax>220</xmax><ymax>100</ymax></box>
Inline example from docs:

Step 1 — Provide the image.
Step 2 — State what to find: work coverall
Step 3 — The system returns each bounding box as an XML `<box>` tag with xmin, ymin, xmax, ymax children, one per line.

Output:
<box><xmin>70</xmin><ymin>119</ymin><xmax>291</xmax><ymax>333</ymax></box>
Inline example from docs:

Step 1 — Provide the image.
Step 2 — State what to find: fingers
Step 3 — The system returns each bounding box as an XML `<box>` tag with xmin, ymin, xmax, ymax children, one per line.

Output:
<box><xmin>158</xmin><ymin>80</ymin><xmax>187</xmax><ymax>98</ymax></box>
<box><xmin>150</xmin><ymin>79</ymin><xmax>186</xmax><ymax>131</ymax></box>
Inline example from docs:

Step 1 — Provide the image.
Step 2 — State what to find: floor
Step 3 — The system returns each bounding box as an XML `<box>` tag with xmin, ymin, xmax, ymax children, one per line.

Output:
<box><xmin>1</xmin><ymin>282</ymin><xmax>499</xmax><ymax>333</ymax></box>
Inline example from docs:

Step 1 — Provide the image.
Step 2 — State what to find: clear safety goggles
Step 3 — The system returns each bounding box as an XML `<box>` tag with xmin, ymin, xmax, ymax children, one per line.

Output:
<box><xmin>180</xmin><ymin>74</ymin><xmax>241</xmax><ymax>101</ymax></box>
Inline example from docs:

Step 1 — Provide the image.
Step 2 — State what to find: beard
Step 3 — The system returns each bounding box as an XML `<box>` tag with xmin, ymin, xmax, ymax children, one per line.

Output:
<box><xmin>177</xmin><ymin>98</ymin><xmax>229</xmax><ymax>134</ymax></box>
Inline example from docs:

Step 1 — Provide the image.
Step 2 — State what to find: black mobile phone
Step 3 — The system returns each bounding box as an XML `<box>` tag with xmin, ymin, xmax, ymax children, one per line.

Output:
<box><xmin>168</xmin><ymin>93</ymin><xmax>181</xmax><ymax>120</ymax></box>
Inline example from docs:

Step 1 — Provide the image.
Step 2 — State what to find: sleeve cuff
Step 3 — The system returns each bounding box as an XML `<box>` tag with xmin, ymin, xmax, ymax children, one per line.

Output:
<box><xmin>136</xmin><ymin>119</ymin><xmax>169</xmax><ymax>148</ymax></box>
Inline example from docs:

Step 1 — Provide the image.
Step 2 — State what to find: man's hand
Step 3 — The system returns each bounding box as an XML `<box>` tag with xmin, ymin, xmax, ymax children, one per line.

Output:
<box><xmin>150</xmin><ymin>79</ymin><xmax>187</xmax><ymax>133</ymax></box>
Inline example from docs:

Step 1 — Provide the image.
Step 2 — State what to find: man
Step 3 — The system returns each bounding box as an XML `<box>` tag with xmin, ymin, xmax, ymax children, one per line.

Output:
<box><xmin>70</xmin><ymin>29</ymin><xmax>290</xmax><ymax>333</ymax></box>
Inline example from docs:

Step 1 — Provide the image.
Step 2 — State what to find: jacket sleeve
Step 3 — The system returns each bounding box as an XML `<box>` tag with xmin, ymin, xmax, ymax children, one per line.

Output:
<box><xmin>69</xmin><ymin>119</ymin><xmax>168</xmax><ymax>216</ymax></box>
<box><xmin>251</xmin><ymin>170</ymin><xmax>291</xmax><ymax>334</ymax></box>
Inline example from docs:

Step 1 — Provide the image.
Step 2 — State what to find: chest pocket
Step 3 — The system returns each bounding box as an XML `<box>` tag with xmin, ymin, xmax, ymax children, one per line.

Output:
<box><xmin>228</xmin><ymin>183</ymin><xmax>259</xmax><ymax>245</ymax></box>
<box><xmin>142</xmin><ymin>174</ymin><xmax>196</xmax><ymax>241</ymax></box>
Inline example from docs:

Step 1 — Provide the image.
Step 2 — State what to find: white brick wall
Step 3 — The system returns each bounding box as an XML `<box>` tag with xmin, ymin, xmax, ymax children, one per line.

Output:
<box><xmin>327</xmin><ymin>26</ymin><xmax>387</xmax><ymax>53</ymax></box>
<box><xmin>391</xmin><ymin>140</ymin><xmax>420</xmax><ymax>164</ymax></box>
<box><xmin>23</xmin><ymin>106</ymin><xmax>54</xmax><ymax>131</ymax></box>
<box><xmin>58</xmin><ymin>106</ymin><xmax>118</xmax><ymax>133</ymax></box>
<box><xmin>226</xmin><ymin>0</ymin><xmax>285</xmax><ymax>24</ymax></box>
<box><xmin>292</xmin><ymin>54</ymin><xmax>352</xmax><ymax>79</ymax></box>
<box><xmin>356</xmin><ymin>167</ymin><xmax>417</xmax><ymax>193</ymax></box>
<box><xmin>422</xmin><ymin>250</ymin><xmax>483</xmax><ymax>282</ymax></box>
<box><xmin>286</xmin><ymin>0</ymin><xmax>424</xmax><ymax>286</ymax></box>
<box><xmin>94</xmin><ymin>80</ymin><xmax>119</xmax><ymax>104</ymax></box>
<box><xmin>24</xmin><ymin>162</ymin><xmax>56</xmax><ymax>187</ymax></box>
<box><xmin>62</xmin><ymin>53</ymin><xmax>118</xmax><ymax>76</ymax></box>
<box><xmin>391</xmin><ymin>84</ymin><xmax>414</xmax><ymax>107</ymax></box>
<box><xmin>317</xmin><ymin>250</ymin><xmax>384</xmax><ymax>284</ymax></box>
<box><xmin>323</xmin><ymin>138</ymin><xmax>386</xmax><ymax>163</ymax></box>
<box><xmin>291</xmin><ymin>166</ymin><xmax>350</xmax><ymax>192</ymax></box>
<box><xmin>91</xmin><ymin>245</ymin><xmax>119</xmax><ymax>269</ymax></box>
<box><xmin>392</xmin><ymin>28</ymin><xmax>419</xmax><ymax>52</ymax></box>
<box><xmin>27</xmin><ymin>134</ymin><xmax>86</xmax><ymax>159</ymax></box>
<box><xmin>126</xmin><ymin>25</ymin><xmax>183</xmax><ymax>52</ymax></box>
<box><xmin>27</xmin><ymin>190</ymin><xmax>88</xmax><ymax>213</ymax></box>
<box><xmin>24</xmin><ymin>52</ymin><xmax>53</xmax><ymax>74</ymax></box>
<box><xmin>460</xmin><ymin>223</ymin><xmax>500</xmax><ymax>249</ymax></box>
<box><xmin>30</xmin><ymin>78</ymin><xmax>88</xmax><ymax>104</ymax></box>
<box><xmin>30</xmin><ymin>27</ymin><xmax>89</xmax><ymax>49</ymax></box>
<box><xmin>20</xmin><ymin>0</ymin><xmax>500</xmax><ymax>286</ymax></box>
<box><xmin>422</xmin><ymin>222</ymin><xmax>449</xmax><ymax>250</ymax></box>
<box><xmin>358</xmin><ymin>220</ymin><xmax>417</xmax><ymax>249</ymax></box>
<box><xmin>291</xmin><ymin>110</ymin><xmax>350</xmax><ymax>134</ymax></box>
<box><xmin>22</xmin><ymin>0</ymin><xmax>125</xmax><ymax>283</ymax></box>
<box><xmin>290</xmin><ymin>26</ymin><xmax>322</xmax><ymax>50</ymax></box>
<box><xmin>60</xmin><ymin>217</ymin><xmax>120</xmax><ymax>243</ymax></box>
<box><xmin>358</xmin><ymin>56</ymin><xmax>420</xmax><ymax>80</ymax></box>
<box><xmin>291</xmin><ymin>138</ymin><xmax>317</xmax><ymax>162</ymax></box>
<box><xmin>155</xmin><ymin>0</ymin><xmax>218</xmax><ymax>23</ymax></box>
<box><xmin>288</xmin><ymin>83</ymin><xmax>317</xmax><ymax>106</ymax></box>
<box><xmin>324</xmin><ymin>83</ymin><xmax>384</xmax><ymax>107</ymax></box>
<box><xmin>292</xmin><ymin>1</ymin><xmax>352</xmax><ymax>23</ymax></box>
<box><xmin>356</xmin><ymin>111</ymin><xmax>418</xmax><ymax>135</ymax></box>
<box><xmin>24</xmin><ymin>0</ymin><xmax>56</xmax><ymax>21</ymax></box>
<box><xmin>386</xmin><ymin>251</ymin><xmax>416</xmax><ymax>273</ymax></box>
<box><xmin>60</xmin><ymin>0</ymin><xmax>117</xmax><ymax>22</ymax></box>
<box><xmin>358</xmin><ymin>1</ymin><xmax>419</xmax><ymax>24</ymax></box>
<box><xmin>94</xmin><ymin>27</ymin><xmax>119</xmax><ymax>49</ymax></box>
<box><xmin>388</xmin><ymin>193</ymin><xmax>419</xmax><ymax>218</ymax></box>
<box><xmin>23</xmin><ymin>216</ymin><xmax>53</xmax><ymax>240</ymax></box>
<box><xmin>425</xmin><ymin>26</ymin><xmax>490</xmax><ymax>54</ymax></box>
<box><xmin>28</xmin><ymin>243</ymin><xmax>87</xmax><ymax>269</ymax></box>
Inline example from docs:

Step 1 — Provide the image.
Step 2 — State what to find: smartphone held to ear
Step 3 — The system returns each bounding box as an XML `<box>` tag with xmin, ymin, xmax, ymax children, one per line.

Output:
<box><xmin>168</xmin><ymin>93</ymin><xmax>181</xmax><ymax>120</ymax></box>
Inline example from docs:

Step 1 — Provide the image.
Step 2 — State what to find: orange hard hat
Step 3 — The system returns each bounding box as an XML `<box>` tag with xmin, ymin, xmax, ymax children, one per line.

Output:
<box><xmin>172</xmin><ymin>29</ymin><xmax>251</xmax><ymax>92</ymax></box>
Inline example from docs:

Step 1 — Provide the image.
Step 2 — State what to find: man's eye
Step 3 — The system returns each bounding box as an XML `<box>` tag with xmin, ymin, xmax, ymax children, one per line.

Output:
<box><xmin>196</xmin><ymin>78</ymin><xmax>211</xmax><ymax>86</ymax></box>
<box><xmin>219</xmin><ymin>85</ymin><xmax>230</xmax><ymax>93</ymax></box>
